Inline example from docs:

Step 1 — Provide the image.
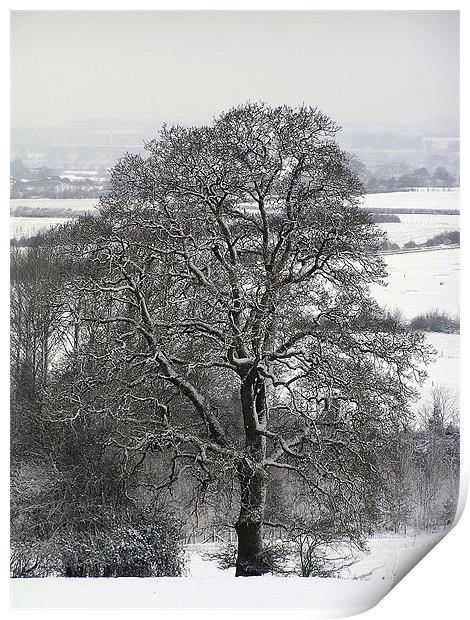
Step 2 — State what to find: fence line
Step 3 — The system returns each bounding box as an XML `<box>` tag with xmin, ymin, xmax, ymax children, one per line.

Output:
<box><xmin>183</xmin><ymin>524</ymin><xmax>285</xmax><ymax>545</ymax></box>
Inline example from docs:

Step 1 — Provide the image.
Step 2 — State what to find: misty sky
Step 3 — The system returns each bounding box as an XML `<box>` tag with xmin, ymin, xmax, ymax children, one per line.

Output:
<box><xmin>11</xmin><ymin>11</ymin><xmax>459</xmax><ymax>132</ymax></box>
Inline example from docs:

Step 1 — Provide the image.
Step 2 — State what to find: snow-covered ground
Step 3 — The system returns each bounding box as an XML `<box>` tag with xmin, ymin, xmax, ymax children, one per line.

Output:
<box><xmin>10</xmin><ymin>198</ymin><xmax>99</xmax><ymax>213</ymax></box>
<box><xmin>362</xmin><ymin>190</ymin><xmax>459</xmax><ymax>212</ymax></box>
<box><xmin>11</xmin><ymin>531</ymin><xmax>448</xmax><ymax>611</ymax></box>
<box><xmin>377</xmin><ymin>213</ymin><xmax>459</xmax><ymax>245</ymax></box>
<box><xmin>371</xmin><ymin>248</ymin><xmax>459</xmax><ymax>408</ymax></box>
<box><xmin>8</xmin><ymin>575</ymin><xmax>394</xmax><ymax>612</ymax></box>
<box><xmin>10</xmin><ymin>199</ymin><xmax>100</xmax><ymax>239</ymax></box>
<box><xmin>10</xmin><ymin>216</ymin><xmax>75</xmax><ymax>239</ymax></box>
<box><xmin>419</xmin><ymin>333</ymin><xmax>459</xmax><ymax>407</ymax></box>
<box><xmin>372</xmin><ymin>248</ymin><xmax>459</xmax><ymax>319</ymax></box>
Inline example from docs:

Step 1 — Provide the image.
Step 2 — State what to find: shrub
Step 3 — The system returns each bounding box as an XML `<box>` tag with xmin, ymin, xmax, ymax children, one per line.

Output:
<box><xmin>440</xmin><ymin>496</ymin><xmax>459</xmax><ymax>529</ymax></box>
<box><xmin>368</xmin><ymin>213</ymin><xmax>401</xmax><ymax>224</ymax></box>
<box><xmin>11</xmin><ymin>504</ymin><xmax>185</xmax><ymax>578</ymax></box>
<box><xmin>205</xmin><ymin>541</ymin><xmax>291</xmax><ymax>575</ymax></box>
<box><xmin>423</xmin><ymin>230</ymin><xmax>459</xmax><ymax>247</ymax></box>
<box><xmin>401</xmin><ymin>231</ymin><xmax>460</xmax><ymax>251</ymax></box>
<box><xmin>409</xmin><ymin>310</ymin><xmax>459</xmax><ymax>333</ymax></box>
<box><xmin>60</xmin><ymin>508</ymin><xmax>185</xmax><ymax>578</ymax></box>
<box><xmin>378</xmin><ymin>239</ymin><xmax>400</xmax><ymax>251</ymax></box>
<box><xmin>10</xmin><ymin>540</ymin><xmax>57</xmax><ymax>578</ymax></box>
<box><xmin>212</xmin><ymin>511</ymin><xmax>368</xmax><ymax>578</ymax></box>
<box><xmin>285</xmin><ymin>515</ymin><xmax>367</xmax><ymax>578</ymax></box>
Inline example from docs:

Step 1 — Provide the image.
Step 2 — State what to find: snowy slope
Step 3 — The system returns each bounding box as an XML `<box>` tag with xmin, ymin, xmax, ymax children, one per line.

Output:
<box><xmin>371</xmin><ymin>248</ymin><xmax>459</xmax><ymax>406</ymax></box>
<box><xmin>377</xmin><ymin>213</ymin><xmax>459</xmax><ymax>245</ymax></box>
<box><xmin>11</xmin><ymin>532</ymin><xmax>447</xmax><ymax>611</ymax></box>
<box><xmin>371</xmin><ymin>248</ymin><xmax>459</xmax><ymax>319</ymax></box>
<box><xmin>362</xmin><ymin>190</ymin><xmax>459</xmax><ymax>212</ymax></box>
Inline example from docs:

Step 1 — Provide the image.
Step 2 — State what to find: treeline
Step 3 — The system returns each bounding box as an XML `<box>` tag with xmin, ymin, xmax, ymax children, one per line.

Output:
<box><xmin>379</xmin><ymin>230</ymin><xmax>460</xmax><ymax>252</ymax></box>
<box><xmin>367</xmin><ymin>213</ymin><xmax>401</xmax><ymax>223</ymax></box>
<box><xmin>365</xmin><ymin>166</ymin><xmax>459</xmax><ymax>194</ymax></box>
<box><xmin>421</xmin><ymin>230</ymin><xmax>460</xmax><ymax>247</ymax></box>
<box><xmin>11</xmin><ymin>179</ymin><xmax>106</xmax><ymax>200</ymax></box>
<box><xmin>378</xmin><ymin>392</ymin><xmax>459</xmax><ymax>534</ymax></box>
<box><xmin>11</xmin><ymin>206</ymin><xmax>91</xmax><ymax>218</ymax></box>
<box><xmin>10</xmin><ymin>160</ymin><xmax>108</xmax><ymax>199</ymax></box>
<box><xmin>367</xmin><ymin>208</ymin><xmax>459</xmax><ymax>215</ymax></box>
<box><xmin>409</xmin><ymin>310</ymin><xmax>459</xmax><ymax>334</ymax></box>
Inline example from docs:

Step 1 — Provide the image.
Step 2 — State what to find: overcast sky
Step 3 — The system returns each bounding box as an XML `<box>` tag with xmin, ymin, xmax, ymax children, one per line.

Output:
<box><xmin>11</xmin><ymin>11</ymin><xmax>459</xmax><ymax>132</ymax></box>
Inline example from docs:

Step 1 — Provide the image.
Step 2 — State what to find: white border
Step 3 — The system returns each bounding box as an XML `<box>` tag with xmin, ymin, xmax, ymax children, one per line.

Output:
<box><xmin>3</xmin><ymin>4</ymin><xmax>467</xmax><ymax>619</ymax></box>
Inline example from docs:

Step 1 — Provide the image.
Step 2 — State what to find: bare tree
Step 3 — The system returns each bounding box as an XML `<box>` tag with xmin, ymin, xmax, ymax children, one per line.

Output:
<box><xmin>413</xmin><ymin>388</ymin><xmax>460</xmax><ymax>529</ymax></box>
<box><xmin>53</xmin><ymin>103</ymin><xmax>429</xmax><ymax>576</ymax></box>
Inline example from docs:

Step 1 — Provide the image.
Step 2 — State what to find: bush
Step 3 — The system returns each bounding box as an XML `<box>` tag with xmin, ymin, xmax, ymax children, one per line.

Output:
<box><xmin>10</xmin><ymin>540</ymin><xmax>57</xmax><ymax>578</ymax></box>
<box><xmin>423</xmin><ymin>230</ymin><xmax>459</xmax><ymax>247</ymax></box>
<box><xmin>205</xmin><ymin>541</ymin><xmax>291</xmax><ymax>575</ymax></box>
<box><xmin>205</xmin><ymin>519</ymin><xmax>367</xmax><ymax>578</ymax></box>
<box><xmin>11</xmin><ymin>505</ymin><xmax>185</xmax><ymax>578</ymax></box>
<box><xmin>409</xmin><ymin>310</ymin><xmax>459</xmax><ymax>333</ymax></box>
<box><xmin>378</xmin><ymin>239</ymin><xmax>400</xmax><ymax>251</ymax></box>
<box><xmin>285</xmin><ymin>515</ymin><xmax>367</xmax><ymax>578</ymax></box>
<box><xmin>400</xmin><ymin>231</ymin><xmax>459</xmax><ymax>251</ymax></box>
<box><xmin>60</xmin><ymin>508</ymin><xmax>185</xmax><ymax>578</ymax></box>
<box><xmin>368</xmin><ymin>213</ymin><xmax>401</xmax><ymax>224</ymax></box>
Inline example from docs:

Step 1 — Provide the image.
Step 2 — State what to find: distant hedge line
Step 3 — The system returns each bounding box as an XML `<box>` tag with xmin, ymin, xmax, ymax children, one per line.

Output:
<box><xmin>409</xmin><ymin>310</ymin><xmax>459</xmax><ymax>334</ymax></box>
<box><xmin>379</xmin><ymin>230</ymin><xmax>460</xmax><ymax>252</ymax></box>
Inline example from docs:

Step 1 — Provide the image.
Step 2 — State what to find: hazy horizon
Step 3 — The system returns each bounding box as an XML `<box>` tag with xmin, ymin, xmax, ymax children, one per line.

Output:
<box><xmin>11</xmin><ymin>11</ymin><xmax>459</xmax><ymax>134</ymax></box>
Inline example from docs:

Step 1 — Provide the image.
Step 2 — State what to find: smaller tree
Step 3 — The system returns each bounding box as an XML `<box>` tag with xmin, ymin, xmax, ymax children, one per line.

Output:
<box><xmin>379</xmin><ymin>427</ymin><xmax>415</xmax><ymax>534</ymax></box>
<box><xmin>413</xmin><ymin>388</ymin><xmax>460</xmax><ymax>530</ymax></box>
<box><xmin>283</xmin><ymin>509</ymin><xmax>367</xmax><ymax>578</ymax></box>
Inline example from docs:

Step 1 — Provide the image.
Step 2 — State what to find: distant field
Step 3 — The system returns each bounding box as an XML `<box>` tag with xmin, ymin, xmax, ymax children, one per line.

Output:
<box><xmin>420</xmin><ymin>332</ymin><xmax>459</xmax><ymax>409</ymax></box>
<box><xmin>372</xmin><ymin>247</ymin><xmax>459</xmax><ymax>319</ymax></box>
<box><xmin>10</xmin><ymin>216</ymin><xmax>74</xmax><ymax>238</ymax></box>
<box><xmin>10</xmin><ymin>194</ymin><xmax>460</xmax><ymax>243</ymax></box>
<box><xmin>372</xmin><ymin>248</ymin><xmax>459</xmax><ymax>408</ymax></box>
<box><xmin>362</xmin><ymin>190</ymin><xmax>459</xmax><ymax>212</ymax></box>
<box><xmin>378</xmin><ymin>213</ymin><xmax>460</xmax><ymax>245</ymax></box>
<box><xmin>10</xmin><ymin>198</ymin><xmax>99</xmax><ymax>239</ymax></box>
<box><xmin>10</xmin><ymin>198</ymin><xmax>99</xmax><ymax>213</ymax></box>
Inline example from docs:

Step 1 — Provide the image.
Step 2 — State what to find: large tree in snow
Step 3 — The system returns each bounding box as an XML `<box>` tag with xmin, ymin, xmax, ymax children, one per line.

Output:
<box><xmin>57</xmin><ymin>103</ymin><xmax>429</xmax><ymax>576</ymax></box>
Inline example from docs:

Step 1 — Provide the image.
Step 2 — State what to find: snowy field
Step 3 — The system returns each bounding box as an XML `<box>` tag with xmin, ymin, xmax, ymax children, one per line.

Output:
<box><xmin>372</xmin><ymin>248</ymin><xmax>459</xmax><ymax>319</ymax></box>
<box><xmin>372</xmin><ymin>248</ymin><xmax>459</xmax><ymax>408</ymax></box>
<box><xmin>419</xmin><ymin>333</ymin><xmax>459</xmax><ymax>408</ymax></box>
<box><xmin>362</xmin><ymin>190</ymin><xmax>459</xmax><ymax>212</ymax></box>
<box><xmin>10</xmin><ymin>198</ymin><xmax>100</xmax><ymax>239</ymax></box>
<box><xmin>378</xmin><ymin>213</ymin><xmax>459</xmax><ymax>245</ymax></box>
<box><xmin>10</xmin><ymin>216</ymin><xmax>75</xmax><ymax>239</ymax></box>
<box><xmin>10</xmin><ymin>211</ymin><xmax>460</xmax><ymax>244</ymax></box>
<box><xmin>10</xmin><ymin>193</ymin><xmax>459</xmax><ymax>243</ymax></box>
<box><xmin>10</xmin><ymin>198</ymin><xmax>99</xmax><ymax>213</ymax></box>
<box><xmin>11</xmin><ymin>531</ymin><xmax>448</xmax><ymax>611</ymax></box>
<box><xmin>185</xmin><ymin>531</ymin><xmax>443</xmax><ymax>581</ymax></box>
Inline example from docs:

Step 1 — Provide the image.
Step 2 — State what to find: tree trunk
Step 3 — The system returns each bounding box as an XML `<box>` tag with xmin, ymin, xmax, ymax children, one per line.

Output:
<box><xmin>235</xmin><ymin>464</ymin><xmax>268</xmax><ymax>576</ymax></box>
<box><xmin>235</xmin><ymin>370</ymin><xmax>269</xmax><ymax>576</ymax></box>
